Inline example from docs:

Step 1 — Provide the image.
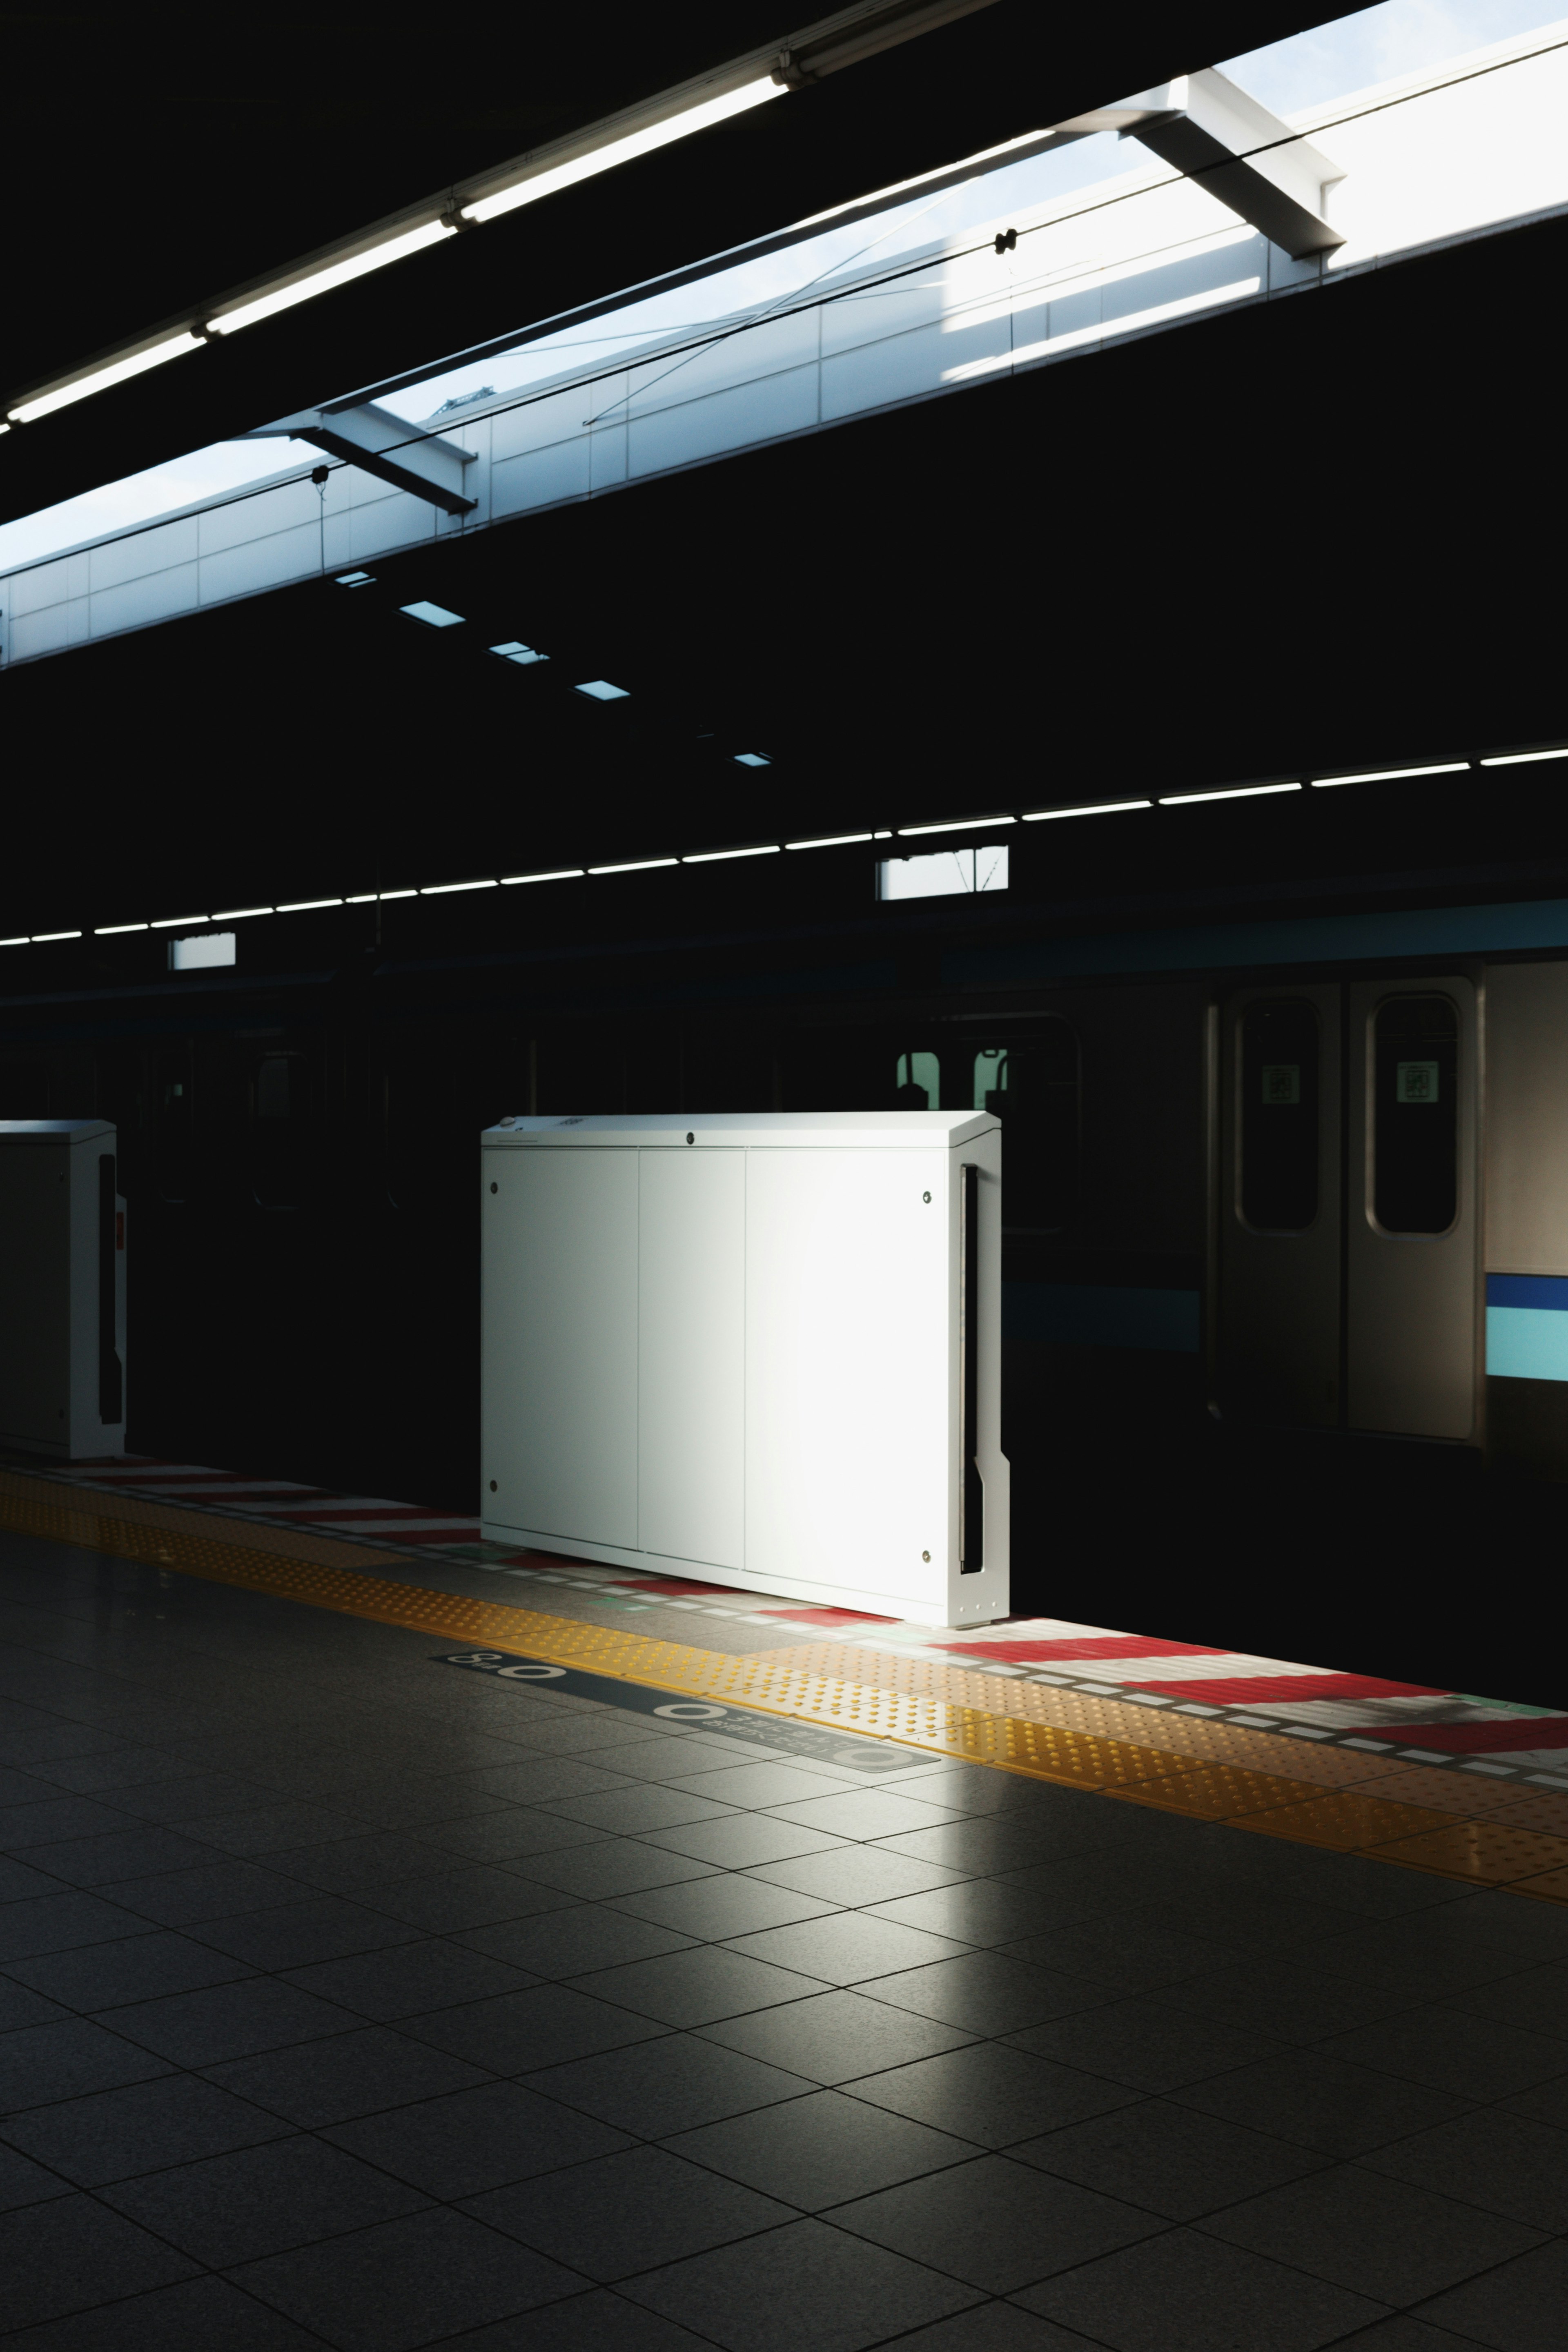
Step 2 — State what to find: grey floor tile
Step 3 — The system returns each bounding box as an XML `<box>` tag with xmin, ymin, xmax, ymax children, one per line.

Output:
<box><xmin>571</xmin><ymin>1944</ymin><xmax>824</xmax><ymax>2027</ymax></box>
<box><xmin>325</xmin><ymin>2078</ymin><xmax>628</xmax><ymax>2197</ymax></box>
<box><xmin>670</xmin><ymin>2086</ymin><xmax>978</xmax><ymax>2208</ymax></box>
<box><xmin>1010</xmin><ymin>1994</ymin><xmax>1282</xmax><ymax>2094</ymax></box>
<box><xmin>698</xmin><ymin>1989</ymin><xmax>978</xmax><ymax>2085</ymax></box>
<box><xmin>415</xmin><ymin>1808</ymin><xmax>612</xmax><ymax>1864</ymax></box>
<box><xmin>875</xmin><ymin>1822</ymin><xmax>1088</xmax><ymax>1877</ymax></box>
<box><xmin>748</xmin><ymin>1848</ymin><xmax>967</xmax><ymax>1907</ymax></box>
<box><xmin>0</xmin><ymin>2015</ymin><xmax>171</xmax><ymax>2108</ymax></box>
<box><xmin>458</xmin><ymin>1757</ymin><xmax>639</xmax><ymax>1804</ymax></box>
<box><xmin>255</xmin><ymin>1831</ymin><xmax>462</xmax><ymax>1895</ymax></box>
<box><xmin>0</xmin><ymin>1794</ymin><xmax>130</xmax><ymax>1847</ymax></box>
<box><xmin>207</xmin><ymin>2023</ymin><xmax>493</xmax><ymax>2127</ymax></box>
<box><xmin>667</xmin><ymin>1762</ymin><xmax>866</xmax><ymax>1809</ymax></box>
<box><xmin>460</xmin><ymin>1902</ymin><xmax>696</xmax><ymax>1976</ymax></box>
<box><xmin>24</xmin><ymin>1747</ymin><xmax>189</xmax><ymax>1794</ymax></box>
<box><xmin>766</xmin><ymin>1791</ymin><xmax>964</xmax><ymax>1840</ymax></box>
<box><xmin>0</xmin><ymin>1854</ymin><xmax>66</xmax><ymax>1901</ymax></box>
<box><xmin>1014</xmin><ymin>2097</ymin><xmax>1327</xmax><ymax>2219</ymax></box>
<box><xmin>18</xmin><ymin>1827</ymin><xmax>222</xmax><ymax>1885</ymax></box>
<box><xmin>0</xmin><ymin>2272</ymin><xmax>327</xmax><ymax>2348</ymax></box>
<box><xmin>1007</xmin><ymin>1917</ymin><xmax>1240</xmax><ymax>1996</ymax></box>
<box><xmin>891</xmin><ymin>2308</ymin><xmax>1104</xmax><ymax>2351</ymax></box>
<box><xmin>8</xmin><ymin>1928</ymin><xmax>254</xmax><ymax>2012</ymax></box>
<box><xmin>0</xmin><ymin>1889</ymin><xmax>158</xmax><ymax>1961</ymax></box>
<box><xmin>114</xmin><ymin>1773</ymin><xmax>278</xmax><ymax>1824</ymax></box>
<box><xmin>861</xmin><ymin>1950</ymin><xmax>1106</xmax><ymax>2035</ymax></box>
<box><xmin>1316</xmin><ymin>2007</ymin><xmax>1568</xmax><ymax>2102</ymax></box>
<box><xmin>1205</xmin><ymin>2165</ymin><xmax>1546</xmax><ymax>2304</ymax></box>
<box><xmin>402</xmin><ymin>1981</ymin><xmax>665</xmax><ymax>2072</ymax></box>
<box><xmin>845</xmin><ymin>2039</ymin><xmax>1136</xmax><ymax>2147</ymax></box>
<box><xmin>1154</xmin><ymin>1955</ymin><xmax>1417</xmax><ymax>2045</ymax></box>
<box><xmin>467</xmin><ymin>2143</ymin><xmax>793</xmax><ymax>2277</ymax></box>
<box><xmin>833</xmin><ymin>2152</ymin><xmax>1160</xmax><ymax>2292</ymax></box>
<box><xmin>437</xmin><ymin>2283</ymin><xmax>733</xmax><ymax>2349</ymax></box>
<box><xmin>283</xmin><ymin>1938</ymin><xmax>538</xmax><ymax>2021</ymax></box>
<box><xmin>1416</xmin><ymin>2236</ymin><xmax>1568</xmax><ymax>2348</ymax></box>
<box><xmin>1017</xmin><ymin>2225</ymin><xmax>1387</xmax><ymax>2352</ymax></box>
<box><xmin>505</xmin><ymin>1838</ymin><xmax>721</xmax><ymax>1900</ymax></box>
<box><xmin>104</xmin><ymin>1976</ymin><xmax>363</xmax><ymax>2065</ymax></box>
<box><xmin>0</xmin><ymin>2192</ymin><xmax>200</xmax><ymax>2330</ymax></box>
<box><xmin>187</xmin><ymin>1895</ymin><xmax>420</xmax><ymax>1970</ymax></box>
<box><xmin>358</xmin><ymin>1864</ymin><xmax>581</xmax><ymax>1935</ymax></box>
<box><xmin>546</xmin><ymin>1786</ymin><xmax>741</xmax><ymax>1835</ymax></box>
<box><xmin>0</xmin><ymin>1978</ymin><xmax>73</xmax><ymax>2032</ymax></box>
<box><xmin>1307</xmin><ymin>1917</ymin><xmax>1537</xmax><ymax>2001</ymax></box>
<box><xmin>1503</xmin><ymin>2072</ymin><xmax>1568</xmax><ymax>2130</ymax></box>
<box><xmin>608</xmin><ymin>1875</ymin><xmax>838</xmax><ymax>1939</ymax></box>
<box><xmin>525</xmin><ymin>2031</ymin><xmax>813</xmax><ymax>2136</ymax></box>
<box><xmin>1448</xmin><ymin>1958</ymin><xmax>1568</xmax><ymax>2040</ymax></box>
<box><xmin>0</xmin><ymin>2138</ymin><xmax>74</xmax><ymax>2212</ymax></box>
<box><xmin>724</xmin><ymin>1912</ymin><xmax>970</xmax><ymax>1985</ymax></box>
<box><xmin>2</xmin><ymin>2069</ymin><xmax>290</xmax><ymax>2185</ymax></box>
<box><xmin>99</xmin><ymin>2133</ymin><xmax>430</xmax><ymax>2264</ymax></box>
<box><xmin>1174</xmin><ymin>2050</ymin><xmax>1474</xmax><ymax>2158</ymax></box>
<box><xmin>96</xmin><ymin>1858</ymin><xmax>305</xmax><ymax>1927</ymax></box>
<box><xmin>231</xmin><ymin>2206</ymin><xmax>588</xmax><ymax>2351</ymax></box>
<box><xmin>620</xmin><ymin>2214</ymin><xmax>981</xmax><ymax>2352</ymax></box>
<box><xmin>862</xmin><ymin>1882</ymin><xmax>1061</xmax><ymax>1947</ymax></box>
<box><xmin>645</xmin><ymin>1816</ymin><xmax>855</xmax><ymax>1869</ymax></box>
<box><xmin>1361</xmin><ymin>2105</ymin><xmax>1568</xmax><ymax>2232</ymax></box>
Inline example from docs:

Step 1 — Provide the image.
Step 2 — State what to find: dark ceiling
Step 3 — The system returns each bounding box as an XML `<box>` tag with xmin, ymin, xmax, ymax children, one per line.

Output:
<box><xmin>2</xmin><ymin>1</ymin><xmax>1339</xmax><ymax>524</ymax></box>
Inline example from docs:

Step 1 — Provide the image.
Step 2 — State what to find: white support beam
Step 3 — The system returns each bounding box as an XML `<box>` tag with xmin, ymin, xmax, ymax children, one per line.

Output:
<box><xmin>1059</xmin><ymin>67</ymin><xmax>1345</xmax><ymax>259</ymax></box>
<box><xmin>247</xmin><ymin>403</ymin><xmax>478</xmax><ymax>515</ymax></box>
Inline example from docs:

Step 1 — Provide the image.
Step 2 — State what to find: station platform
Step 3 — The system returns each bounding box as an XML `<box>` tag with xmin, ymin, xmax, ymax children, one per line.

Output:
<box><xmin>1</xmin><ymin>1459</ymin><xmax>1566</xmax><ymax>2349</ymax></box>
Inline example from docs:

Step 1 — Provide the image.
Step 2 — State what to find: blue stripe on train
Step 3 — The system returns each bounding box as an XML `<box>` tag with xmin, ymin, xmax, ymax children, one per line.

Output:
<box><xmin>1486</xmin><ymin>1274</ymin><xmax>1568</xmax><ymax>1312</ymax></box>
<box><xmin>1004</xmin><ymin>1282</ymin><xmax>1200</xmax><ymax>1355</ymax></box>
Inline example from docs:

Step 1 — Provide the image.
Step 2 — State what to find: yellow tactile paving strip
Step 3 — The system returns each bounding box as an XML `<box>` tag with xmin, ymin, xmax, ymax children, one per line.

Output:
<box><xmin>2</xmin><ymin>1468</ymin><xmax>1565</xmax><ymax>1903</ymax></box>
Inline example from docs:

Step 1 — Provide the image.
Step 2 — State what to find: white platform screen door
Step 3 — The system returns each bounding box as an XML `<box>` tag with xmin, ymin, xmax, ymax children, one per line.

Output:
<box><xmin>637</xmin><ymin>1148</ymin><xmax>745</xmax><ymax>1568</ymax></box>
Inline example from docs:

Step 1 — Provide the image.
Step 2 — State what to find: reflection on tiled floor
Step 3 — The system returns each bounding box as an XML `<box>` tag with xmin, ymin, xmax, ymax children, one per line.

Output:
<box><xmin>1</xmin><ymin>1495</ymin><xmax>1568</xmax><ymax>2346</ymax></box>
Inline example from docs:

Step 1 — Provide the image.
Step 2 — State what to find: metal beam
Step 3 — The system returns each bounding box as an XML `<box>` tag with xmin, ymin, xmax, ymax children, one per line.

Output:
<box><xmin>247</xmin><ymin>403</ymin><xmax>478</xmax><ymax>515</ymax></box>
<box><xmin>1061</xmin><ymin>67</ymin><xmax>1346</xmax><ymax>259</ymax></box>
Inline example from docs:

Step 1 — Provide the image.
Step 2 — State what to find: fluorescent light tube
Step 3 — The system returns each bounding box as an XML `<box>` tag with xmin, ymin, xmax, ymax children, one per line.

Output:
<box><xmin>378</xmin><ymin>889</ymin><xmax>418</xmax><ymax>901</ymax></box>
<box><xmin>150</xmin><ymin>914</ymin><xmax>209</xmax><ymax>928</ymax></box>
<box><xmin>32</xmin><ymin>931</ymin><xmax>82</xmax><ymax>941</ymax></box>
<box><xmin>501</xmin><ymin>869</ymin><xmax>584</xmax><ymax>885</ymax></box>
<box><xmin>1479</xmin><ymin>748</ymin><xmax>1568</xmax><ymax>767</ymax></box>
<box><xmin>786</xmin><ymin>833</ymin><xmax>874</xmax><ymax>850</ymax></box>
<box><xmin>207</xmin><ymin>220</ymin><xmax>454</xmax><ymax>336</ymax></box>
<box><xmin>463</xmin><ymin>78</ymin><xmax>784</xmax><ymax>225</ymax></box>
<box><xmin>1159</xmin><ymin>783</ymin><xmax>1301</xmax><ymax>805</ymax></box>
<box><xmin>588</xmin><ymin>858</ymin><xmax>678</xmax><ymax>874</ymax></box>
<box><xmin>276</xmin><ymin>898</ymin><xmax>343</xmax><ymax>912</ymax></box>
<box><xmin>211</xmin><ymin>906</ymin><xmax>273</xmax><ymax>920</ymax></box>
<box><xmin>575</xmin><ymin>680</ymin><xmax>629</xmax><ymax>700</ymax></box>
<box><xmin>899</xmin><ymin>815</ymin><xmax>1017</xmax><ymax>836</ymax></box>
<box><xmin>1312</xmin><ymin>762</ymin><xmax>1468</xmax><ymax>787</ymax></box>
<box><xmin>1023</xmin><ymin>800</ymin><xmax>1152</xmax><ymax>820</ymax></box>
<box><xmin>345</xmin><ymin>894</ymin><xmax>379</xmax><ymax>904</ymax></box>
<box><xmin>400</xmin><ymin>601</ymin><xmax>464</xmax><ymax>628</ymax></box>
<box><xmin>95</xmin><ymin>922</ymin><xmax>149</xmax><ymax>935</ymax></box>
<box><xmin>420</xmin><ymin>879</ymin><xmax>498</xmax><ymax>894</ymax></box>
<box><xmin>0</xmin><ymin>936</ymin><xmax>28</xmax><ymax>946</ymax></box>
<box><xmin>734</xmin><ymin>753</ymin><xmax>771</xmax><ymax>767</ymax></box>
<box><xmin>683</xmin><ymin>844</ymin><xmax>781</xmax><ymax>863</ymax></box>
<box><xmin>9</xmin><ymin>332</ymin><xmax>205</xmax><ymax>425</ymax></box>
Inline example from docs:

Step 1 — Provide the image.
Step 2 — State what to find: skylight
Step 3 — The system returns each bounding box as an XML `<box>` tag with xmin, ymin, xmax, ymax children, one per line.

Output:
<box><xmin>400</xmin><ymin>601</ymin><xmax>464</xmax><ymax>628</ymax></box>
<box><xmin>490</xmin><ymin>642</ymin><xmax>548</xmax><ymax>664</ymax></box>
<box><xmin>879</xmin><ymin>846</ymin><xmax>1010</xmax><ymax>901</ymax></box>
<box><xmin>575</xmin><ymin>680</ymin><xmax>629</xmax><ymax>701</ymax></box>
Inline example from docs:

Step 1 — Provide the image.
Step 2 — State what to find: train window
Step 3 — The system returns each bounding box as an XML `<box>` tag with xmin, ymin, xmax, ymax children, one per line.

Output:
<box><xmin>1240</xmin><ymin>1000</ymin><xmax>1319</xmax><ymax>1232</ymax></box>
<box><xmin>895</xmin><ymin>1051</ymin><xmax>940</xmax><ymax>1109</ymax></box>
<box><xmin>971</xmin><ymin>1024</ymin><xmax>1078</xmax><ymax>1229</ymax></box>
<box><xmin>250</xmin><ymin>1051</ymin><xmax>318</xmax><ymax>1209</ymax></box>
<box><xmin>1374</xmin><ymin>994</ymin><xmax>1458</xmax><ymax>1234</ymax></box>
<box><xmin>153</xmin><ymin>1047</ymin><xmax>195</xmax><ymax>1204</ymax></box>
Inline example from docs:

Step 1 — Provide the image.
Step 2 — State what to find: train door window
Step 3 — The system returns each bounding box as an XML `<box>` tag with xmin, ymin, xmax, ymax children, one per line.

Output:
<box><xmin>153</xmin><ymin>1046</ymin><xmax>195</xmax><ymax>1203</ymax></box>
<box><xmin>1240</xmin><ymin>1000</ymin><xmax>1319</xmax><ymax>1232</ymax></box>
<box><xmin>971</xmin><ymin>1023</ymin><xmax>1079</xmax><ymax>1229</ymax></box>
<box><xmin>250</xmin><ymin>1051</ymin><xmax>318</xmax><ymax>1209</ymax></box>
<box><xmin>895</xmin><ymin>1051</ymin><xmax>940</xmax><ymax>1109</ymax></box>
<box><xmin>1373</xmin><ymin>995</ymin><xmax>1458</xmax><ymax>1233</ymax></box>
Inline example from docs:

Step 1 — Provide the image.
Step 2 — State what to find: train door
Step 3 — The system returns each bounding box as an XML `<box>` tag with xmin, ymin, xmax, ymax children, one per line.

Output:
<box><xmin>1218</xmin><ymin>986</ymin><xmax>1342</xmax><ymax>1425</ymax></box>
<box><xmin>1346</xmin><ymin>977</ymin><xmax>1479</xmax><ymax>1439</ymax></box>
<box><xmin>1217</xmin><ymin>976</ymin><xmax>1480</xmax><ymax>1439</ymax></box>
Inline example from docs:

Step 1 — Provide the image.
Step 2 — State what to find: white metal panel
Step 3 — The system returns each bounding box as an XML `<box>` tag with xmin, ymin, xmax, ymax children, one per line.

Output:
<box><xmin>637</xmin><ymin>1149</ymin><xmax>745</xmax><ymax>1568</ymax></box>
<box><xmin>199</xmin><ymin>526</ymin><xmax>321</xmax><ymax>606</ymax></box>
<box><xmin>90</xmin><ymin>517</ymin><xmax>199</xmax><ymax>590</ymax></box>
<box><xmin>589</xmin><ymin>421</ymin><xmax>629</xmax><ymax>490</ymax></box>
<box><xmin>90</xmin><ymin>566</ymin><xmax>200</xmax><ymax>637</ymax></box>
<box><xmin>492</xmin><ymin>439</ymin><xmax>592</xmax><ymax>517</ymax></box>
<box><xmin>1483</xmin><ymin>960</ymin><xmax>1568</xmax><ymax>1274</ymax></box>
<box><xmin>744</xmin><ymin>1145</ymin><xmax>949</xmax><ymax>1609</ymax></box>
<box><xmin>490</xmin><ymin>1111</ymin><xmax>993</xmax><ymax>1147</ymax></box>
<box><xmin>8</xmin><ymin>557</ymin><xmax>71</xmax><ymax>617</ymax></box>
<box><xmin>629</xmin><ymin>365</ymin><xmax>819</xmax><ymax>476</ymax></box>
<box><xmin>483</xmin><ymin>1146</ymin><xmax>638</xmax><ymax>1546</ymax></box>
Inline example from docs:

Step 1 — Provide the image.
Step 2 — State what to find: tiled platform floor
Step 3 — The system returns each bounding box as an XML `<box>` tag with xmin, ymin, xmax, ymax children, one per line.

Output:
<box><xmin>2</xmin><ymin>1528</ymin><xmax>1568</xmax><ymax>2348</ymax></box>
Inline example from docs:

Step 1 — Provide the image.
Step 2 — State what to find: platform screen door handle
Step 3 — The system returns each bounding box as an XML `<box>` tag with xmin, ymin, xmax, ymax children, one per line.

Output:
<box><xmin>960</xmin><ymin>1161</ymin><xmax>983</xmax><ymax>1572</ymax></box>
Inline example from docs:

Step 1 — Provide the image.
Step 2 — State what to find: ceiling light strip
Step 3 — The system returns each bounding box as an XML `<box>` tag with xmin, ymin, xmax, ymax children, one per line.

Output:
<box><xmin>1159</xmin><ymin>782</ymin><xmax>1302</xmax><ymax>805</ymax></box>
<box><xmin>1311</xmin><ymin>761</ymin><xmax>1470</xmax><ymax>788</ymax></box>
<box><xmin>1022</xmin><ymin>800</ymin><xmax>1152</xmax><ymax>820</ymax></box>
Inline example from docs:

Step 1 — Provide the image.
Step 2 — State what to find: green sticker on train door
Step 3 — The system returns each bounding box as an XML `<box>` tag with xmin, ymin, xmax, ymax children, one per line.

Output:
<box><xmin>1261</xmin><ymin>1064</ymin><xmax>1300</xmax><ymax>1105</ymax></box>
<box><xmin>1396</xmin><ymin>1060</ymin><xmax>1439</xmax><ymax>1104</ymax></box>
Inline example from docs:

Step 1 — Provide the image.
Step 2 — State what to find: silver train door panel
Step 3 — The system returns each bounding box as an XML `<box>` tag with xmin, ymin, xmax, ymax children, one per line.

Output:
<box><xmin>1217</xmin><ymin>984</ymin><xmax>1342</xmax><ymax>1426</ymax></box>
<box><xmin>1346</xmin><ymin>976</ymin><xmax>1480</xmax><ymax>1439</ymax></box>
